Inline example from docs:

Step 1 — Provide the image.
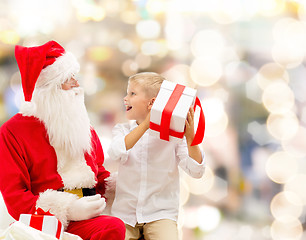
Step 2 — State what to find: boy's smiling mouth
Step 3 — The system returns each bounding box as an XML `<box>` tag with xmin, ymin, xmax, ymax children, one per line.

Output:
<box><xmin>126</xmin><ymin>106</ymin><xmax>132</xmax><ymax>111</ymax></box>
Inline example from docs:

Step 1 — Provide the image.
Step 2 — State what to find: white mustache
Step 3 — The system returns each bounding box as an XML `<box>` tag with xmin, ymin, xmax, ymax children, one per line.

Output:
<box><xmin>63</xmin><ymin>87</ymin><xmax>84</xmax><ymax>96</ymax></box>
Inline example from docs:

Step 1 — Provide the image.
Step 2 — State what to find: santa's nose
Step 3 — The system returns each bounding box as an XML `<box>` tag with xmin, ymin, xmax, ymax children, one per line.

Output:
<box><xmin>62</xmin><ymin>77</ymin><xmax>79</xmax><ymax>90</ymax></box>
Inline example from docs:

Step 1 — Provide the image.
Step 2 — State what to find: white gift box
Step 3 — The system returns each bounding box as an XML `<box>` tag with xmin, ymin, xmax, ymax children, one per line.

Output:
<box><xmin>149</xmin><ymin>80</ymin><xmax>197</xmax><ymax>142</ymax></box>
<box><xmin>19</xmin><ymin>210</ymin><xmax>63</xmax><ymax>240</ymax></box>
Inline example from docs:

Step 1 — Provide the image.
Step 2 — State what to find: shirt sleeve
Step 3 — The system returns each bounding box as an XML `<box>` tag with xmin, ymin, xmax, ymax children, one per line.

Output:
<box><xmin>107</xmin><ymin>124</ymin><xmax>129</xmax><ymax>164</ymax></box>
<box><xmin>0</xmin><ymin>126</ymin><xmax>38</xmax><ymax>220</ymax></box>
<box><xmin>176</xmin><ymin>138</ymin><xmax>205</xmax><ymax>179</ymax></box>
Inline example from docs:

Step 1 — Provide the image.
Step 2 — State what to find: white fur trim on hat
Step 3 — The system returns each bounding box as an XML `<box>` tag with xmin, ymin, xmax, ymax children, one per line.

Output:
<box><xmin>19</xmin><ymin>52</ymin><xmax>80</xmax><ymax>117</ymax></box>
<box><xmin>36</xmin><ymin>52</ymin><xmax>80</xmax><ymax>89</ymax></box>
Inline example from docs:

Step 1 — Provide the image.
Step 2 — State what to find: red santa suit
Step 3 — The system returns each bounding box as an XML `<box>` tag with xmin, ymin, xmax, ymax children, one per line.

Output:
<box><xmin>0</xmin><ymin>41</ymin><xmax>125</xmax><ymax>240</ymax></box>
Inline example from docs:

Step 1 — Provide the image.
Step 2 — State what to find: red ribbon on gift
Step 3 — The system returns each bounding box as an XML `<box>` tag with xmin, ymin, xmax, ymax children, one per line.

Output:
<box><xmin>160</xmin><ymin>84</ymin><xmax>186</xmax><ymax>141</ymax></box>
<box><xmin>29</xmin><ymin>208</ymin><xmax>62</xmax><ymax>239</ymax></box>
<box><xmin>191</xmin><ymin>96</ymin><xmax>205</xmax><ymax>146</ymax></box>
<box><xmin>150</xmin><ymin>83</ymin><xmax>205</xmax><ymax>146</ymax></box>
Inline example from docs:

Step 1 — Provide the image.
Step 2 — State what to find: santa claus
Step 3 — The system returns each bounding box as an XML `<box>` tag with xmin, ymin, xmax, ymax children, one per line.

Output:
<box><xmin>0</xmin><ymin>41</ymin><xmax>125</xmax><ymax>240</ymax></box>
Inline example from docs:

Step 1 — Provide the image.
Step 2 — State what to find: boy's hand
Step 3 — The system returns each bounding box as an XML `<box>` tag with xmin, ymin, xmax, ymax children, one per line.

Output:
<box><xmin>185</xmin><ymin>107</ymin><xmax>195</xmax><ymax>145</ymax></box>
<box><xmin>185</xmin><ymin>107</ymin><xmax>203</xmax><ymax>164</ymax></box>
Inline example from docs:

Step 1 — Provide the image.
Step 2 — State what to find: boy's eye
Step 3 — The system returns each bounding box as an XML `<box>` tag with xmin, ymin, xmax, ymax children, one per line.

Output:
<box><xmin>131</xmin><ymin>92</ymin><xmax>136</xmax><ymax>96</ymax></box>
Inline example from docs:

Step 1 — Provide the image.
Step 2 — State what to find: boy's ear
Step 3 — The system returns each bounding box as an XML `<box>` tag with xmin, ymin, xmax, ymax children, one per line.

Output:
<box><xmin>148</xmin><ymin>97</ymin><xmax>156</xmax><ymax>110</ymax></box>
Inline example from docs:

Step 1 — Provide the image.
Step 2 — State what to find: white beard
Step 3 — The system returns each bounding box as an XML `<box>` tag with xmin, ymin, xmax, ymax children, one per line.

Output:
<box><xmin>28</xmin><ymin>87</ymin><xmax>96</xmax><ymax>189</ymax></box>
<box><xmin>33</xmin><ymin>87</ymin><xmax>92</xmax><ymax>158</ymax></box>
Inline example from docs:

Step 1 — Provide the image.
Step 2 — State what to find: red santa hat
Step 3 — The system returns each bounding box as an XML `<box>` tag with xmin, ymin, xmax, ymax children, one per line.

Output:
<box><xmin>15</xmin><ymin>40</ymin><xmax>80</xmax><ymax>102</ymax></box>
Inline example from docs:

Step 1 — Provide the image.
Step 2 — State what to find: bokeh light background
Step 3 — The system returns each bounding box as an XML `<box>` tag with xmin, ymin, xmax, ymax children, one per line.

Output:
<box><xmin>1</xmin><ymin>0</ymin><xmax>306</xmax><ymax>239</ymax></box>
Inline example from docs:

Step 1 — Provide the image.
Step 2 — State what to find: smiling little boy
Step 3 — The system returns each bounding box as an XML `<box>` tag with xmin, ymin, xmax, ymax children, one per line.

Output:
<box><xmin>108</xmin><ymin>72</ymin><xmax>205</xmax><ymax>240</ymax></box>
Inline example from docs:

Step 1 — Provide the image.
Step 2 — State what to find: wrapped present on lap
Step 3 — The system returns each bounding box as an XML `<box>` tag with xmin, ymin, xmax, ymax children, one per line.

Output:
<box><xmin>150</xmin><ymin>80</ymin><xmax>205</xmax><ymax>145</ymax></box>
<box><xmin>19</xmin><ymin>208</ymin><xmax>63</xmax><ymax>240</ymax></box>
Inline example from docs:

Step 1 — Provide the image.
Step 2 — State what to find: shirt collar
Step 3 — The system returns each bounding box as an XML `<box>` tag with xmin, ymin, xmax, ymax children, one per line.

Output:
<box><xmin>129</xmin><ymin>120</ymin><xmax>139</xmax><ymax>131</ymax></box>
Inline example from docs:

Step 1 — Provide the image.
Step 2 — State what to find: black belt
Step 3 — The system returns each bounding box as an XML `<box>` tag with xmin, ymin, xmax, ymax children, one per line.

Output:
<box><xmin>82</xmin><ymin>188</ymin><xmax>96</xmax><ymax>196</ymax></box>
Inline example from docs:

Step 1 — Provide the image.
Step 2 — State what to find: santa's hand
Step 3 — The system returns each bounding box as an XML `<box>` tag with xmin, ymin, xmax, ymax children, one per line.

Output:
<box><xmin>67</xmin><ymin>194</ymin><xmax>106</xmax><ymax>221</ymax></box>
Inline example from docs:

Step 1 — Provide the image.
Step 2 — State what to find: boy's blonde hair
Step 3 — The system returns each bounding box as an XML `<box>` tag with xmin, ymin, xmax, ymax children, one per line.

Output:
<box><xmin>128</xmin><ymin>72</ymin><xmax>165</xmax><ymax>99</ymax></box>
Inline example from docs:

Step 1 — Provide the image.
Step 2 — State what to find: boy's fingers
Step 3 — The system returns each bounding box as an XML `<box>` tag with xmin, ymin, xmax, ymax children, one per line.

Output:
<box><xmin>186</xmin><ymin>112</ymin><xmax>190</xmax><ymax>121</ymax></box>
<box><xmin>190</xmin><ymin>107</ymin><xmax>194</xmax><ymax>117</ymax></box>
<box><xmin>185</xmin><ymin>119</ymin><xmax>189</xmax><ymax>127</ymax></box>
<box><xmin>188</xmin><ymin>112</ymin><xmax>194</xmax><ymax>124</ymax></box>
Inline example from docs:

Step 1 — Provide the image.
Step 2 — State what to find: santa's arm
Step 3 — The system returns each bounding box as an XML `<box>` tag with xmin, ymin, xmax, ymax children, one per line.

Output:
<box><xmin>0</xmin><ymin>127</ymin><xmax>80</xmax><ymax>229</ymax></box>
<box><xmin>0</xmin><ymin>127</ymin><xmax>38</xmax><ymax>219</ymax></box>
<box><xmin>90</xmin><ymin>129</ymin><xmax>110</xmax><ymax>197</ymax></box>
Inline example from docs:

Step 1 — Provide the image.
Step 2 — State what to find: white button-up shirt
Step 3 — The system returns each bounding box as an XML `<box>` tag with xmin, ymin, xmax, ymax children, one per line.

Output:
<box><xmin>108</xmin><ymin>121</ymin><xmax>205</xmax><ymax>227</ymax></box>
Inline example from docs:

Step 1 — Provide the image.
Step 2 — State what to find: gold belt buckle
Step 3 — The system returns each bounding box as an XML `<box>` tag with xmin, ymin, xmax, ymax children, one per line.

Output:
<box><xmin>64</xmin><ymin>189</ymin><xmax>83</xmax><ymax>198</ymax></box>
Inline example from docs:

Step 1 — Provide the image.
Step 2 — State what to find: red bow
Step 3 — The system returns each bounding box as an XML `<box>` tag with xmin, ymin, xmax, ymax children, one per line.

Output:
<box><xmin>30</xmin><ymin>208</ymin><xmax>63</xmax><ymax>239</ymax></box>
<box><xmin>35</xmin><ymin>207</ymin><xmax>53</xmax><ymax>216</ymax></box>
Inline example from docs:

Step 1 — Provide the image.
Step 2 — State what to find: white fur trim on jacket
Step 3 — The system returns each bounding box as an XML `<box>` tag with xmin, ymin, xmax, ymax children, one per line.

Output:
<box><xmin>102</xmin><ymin>172</ymin><xmax>117</xmax><ymax>215</ymax></box>
<box><xmin>104</xmin><ymin>172</ymin><xmax>117</xmax><ymax>200</ymax></box>
<box><xmin>36</xmin><ymin>189</ymin><xmax>79</xmax><ymax>229</ymax></box>
<box><xmin>57</xmin><ymin>161</ymin><xmax>97</xmax><ymax>190</ymax></box>
<box><xmin>55</xmin><ymin>150</ymin><xmax>97</xmax><ymax>190</ymax></box>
